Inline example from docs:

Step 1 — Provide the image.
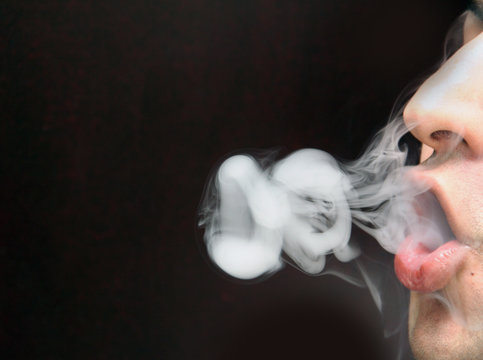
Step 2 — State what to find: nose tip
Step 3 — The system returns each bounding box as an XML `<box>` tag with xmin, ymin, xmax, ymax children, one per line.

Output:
<box><xmin>403</xmin><ymin>101</ymin><xmax>483</xmax><ymax>157</ymax></box>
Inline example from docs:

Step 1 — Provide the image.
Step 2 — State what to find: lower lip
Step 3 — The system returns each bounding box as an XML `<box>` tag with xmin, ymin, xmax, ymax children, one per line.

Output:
<box><xmin>394</xmin><ymin>236</ymin><xmax>468</xmax><ymax>293</ymax></box>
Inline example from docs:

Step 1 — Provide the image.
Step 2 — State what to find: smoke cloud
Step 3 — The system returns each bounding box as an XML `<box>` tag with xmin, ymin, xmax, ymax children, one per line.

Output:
<box><xmin>199</xmin><ymin>118</ymin><xmax>429</xmax><ymax>279</ymax></box>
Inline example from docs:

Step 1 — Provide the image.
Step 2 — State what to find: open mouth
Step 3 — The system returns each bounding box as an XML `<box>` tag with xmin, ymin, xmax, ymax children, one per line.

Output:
<box><xmin>394</xmin><ymin>191</ymin><xmax>469</xmax><ymax>293</ymax></box>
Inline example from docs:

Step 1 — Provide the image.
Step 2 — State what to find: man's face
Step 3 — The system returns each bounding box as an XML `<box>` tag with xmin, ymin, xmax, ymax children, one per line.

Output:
<box><xmin>401</xmin><ymin>10</ymin><xmax>483</xmax><ymax>360</ymax></box>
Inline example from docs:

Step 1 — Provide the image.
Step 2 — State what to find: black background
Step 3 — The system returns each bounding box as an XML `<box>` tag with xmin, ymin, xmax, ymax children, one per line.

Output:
<box><xmin>1</xmin><ymin>1</ymin><xmax>467</xmax><ymax>359</ymax></box>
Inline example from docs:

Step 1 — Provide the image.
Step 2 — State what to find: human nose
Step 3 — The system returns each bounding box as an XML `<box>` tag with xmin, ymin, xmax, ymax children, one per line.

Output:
<box><xmin>403</xmin><ymin>33</ymin><xmax>483</xmax><ymax>158</ymax></box>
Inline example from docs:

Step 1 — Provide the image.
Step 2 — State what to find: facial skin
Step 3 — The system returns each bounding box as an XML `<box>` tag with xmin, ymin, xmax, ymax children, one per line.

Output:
<box><xmin>401</xmin><ymin>10</ymin><xmax>483</xmax><ymax>360</ymax></box>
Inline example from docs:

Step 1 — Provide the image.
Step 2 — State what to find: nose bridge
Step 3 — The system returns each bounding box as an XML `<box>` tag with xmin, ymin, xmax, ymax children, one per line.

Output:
<box><xmin>403</xmin><ymin>33</ymin><xmax>483</xmax><ymax>156</ymax></box>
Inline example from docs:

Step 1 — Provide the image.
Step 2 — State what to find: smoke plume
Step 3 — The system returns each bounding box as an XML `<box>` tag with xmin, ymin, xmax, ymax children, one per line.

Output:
<box><xmin>199</xmin><ymin>118</ymin><xmax>430</xmax><ymax>279</ymax></box>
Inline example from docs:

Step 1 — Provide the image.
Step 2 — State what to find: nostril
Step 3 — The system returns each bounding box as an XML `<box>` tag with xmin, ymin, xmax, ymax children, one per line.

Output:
<box><xmin>430</xmin><ymin>130</ymin><xmax>457</xmax><ymax>141</ymax></box>
<box><xmin>429</xmin><ymin>130</ymin><xmax>466</xmax><ymax>151</ymax></box>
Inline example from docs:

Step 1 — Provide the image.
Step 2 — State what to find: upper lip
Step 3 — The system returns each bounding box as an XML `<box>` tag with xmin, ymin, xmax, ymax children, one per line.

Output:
<box><xmin>414</xmin><ymin>175</ymin><xmax>461</xmax><ymax>246</ymax></box>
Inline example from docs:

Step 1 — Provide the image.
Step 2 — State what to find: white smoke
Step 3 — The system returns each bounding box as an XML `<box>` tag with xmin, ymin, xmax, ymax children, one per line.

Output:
<box><xmin>199</xmin><ymin>118</ymin><xmax>429</xmax><ymax>280</ymax></box>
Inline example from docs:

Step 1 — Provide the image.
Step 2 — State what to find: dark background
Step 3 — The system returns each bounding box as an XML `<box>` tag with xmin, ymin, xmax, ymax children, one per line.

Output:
<box><xmin>1</xmin><ymin>1</ymin><xmax>467</xmax><ymax>359</ymax></box>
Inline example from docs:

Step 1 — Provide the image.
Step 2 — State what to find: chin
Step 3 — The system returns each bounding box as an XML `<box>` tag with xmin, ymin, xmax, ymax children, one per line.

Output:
<box><xmin>408</xmin><ymin>256</ymin><xmax>483</xmax><ymax>360</ymax></box>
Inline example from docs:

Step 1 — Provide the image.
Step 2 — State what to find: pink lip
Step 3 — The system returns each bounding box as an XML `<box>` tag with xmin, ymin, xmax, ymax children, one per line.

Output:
<box><xmin>394</xmin><ymin>236</ymin><xmax>468</xmax><ymax>293</ymax></box>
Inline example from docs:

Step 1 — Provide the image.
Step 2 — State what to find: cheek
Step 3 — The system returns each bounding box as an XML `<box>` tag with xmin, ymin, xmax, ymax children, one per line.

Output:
<box><xmin>428</xmin><ymin>157</ymin><xmax>483</xmax><ymax>246</ymax></box>
<box><xmin>450</xmin><ymin>164</ymin><xmax>483</xmax><ymax>244</ymax></box>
